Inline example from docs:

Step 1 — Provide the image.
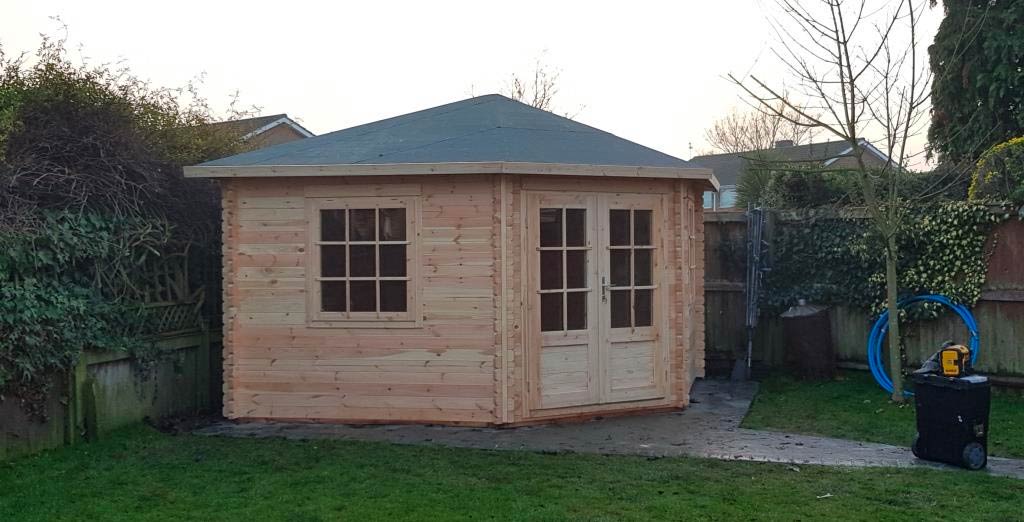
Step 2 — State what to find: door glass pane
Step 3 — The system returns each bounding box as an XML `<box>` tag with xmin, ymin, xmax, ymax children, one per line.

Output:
<box><xmin>540</xmin><ymin>208</ymin><xmax>562</xmax><ymax>247</ymax></box>
<box><xmin>566</xmin><ymin>291</ymin><xmax>586</xmax><ymax>330</ymax></box>
<box><xmin>378</xmin><ymin>208</ymin><xmax>406</xmax><ymax>241</ymax></box>
<box><xmin>379</xmin><ymin>245</ymin><xmax>406</xmax><ymax>276</ymax></box>
<box><xmin>633</xmin><ymin>210</ymin><xmax>652</xmax><ymax>246</ymax></box>
<box><xmin>610</xmin><ymin>250</ymin><xmax>631</xmax><ymax>286</ymax></box>
<box><xmin>610</xmin><ymin>290</ymin><xmax>631</xmax><ymax>328</ymax></box>
<box><xmin>635</xmin><ymin>289</ymin><xmax>652</xmax><ymax>327</ymax></box>
<box><xmin>609</xmin><ymin>209</ymin><xmax>630</xmax><ymax>246</ymax></box>
<box><xmin>321</xmin><ymin>210</ymin><xmax>346</xmax><ymax>241</ymax></box>
<box><xmin>565</xmin><ymin>250</ymin><xmax>586</xmax><ymax>289</ymax></box>
<box><xmin>349</xmin><ymin>209</ymin><xmax>376</xmax><ymax>241</ymax></box>
<box><xmin>540</xmin><ymin>293</ymin><xmax>563</xmax><ymax>331</ymax></box>
<box><xmin>565</xmin><ymin>209</ymin><xmax>586</xmax><ymax>247</ymax></box>
<box><xmin>322</xmin><ymin>281</ymin><xmax>346</xmax><ymax>312</ymax></box>
<box><xmin>321</xmin><ymin>245</ymin><xmax>346</xmax><ymax>277</ymax></box>
<box><xmin>379</xmin><ymin>281</ymin><xmax>407</xmax><ymax>312</ymax></box>
<box><xmin>540</xmin><ymin>251</ymin><xmax>563</xmax><ymax>290</ymax></box>
<box><xmin>634</xmin><ymin>249</ymin><xmax>652</xmax><ymax>286</ymax></box>
<box><xmin>350</xmin><ymin>281</ymin><xmax>376</xmax><ymax>312</ymax></box>
<box><xmin>349</xmin><ymin>245</ymin><xmax>376</xmax><ymax>277</ymax></box>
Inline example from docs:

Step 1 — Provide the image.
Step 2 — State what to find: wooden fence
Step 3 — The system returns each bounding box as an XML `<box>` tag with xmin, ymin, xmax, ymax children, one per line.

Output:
<box><xmin>704</xmin><ymin>211</ymin><xmax>1024</xmax><ymax>381</ymax></box>
<box><xmin>0</xmin><ymin>327</ymin><xmax>220</xmax><ymax>460</ymax></box>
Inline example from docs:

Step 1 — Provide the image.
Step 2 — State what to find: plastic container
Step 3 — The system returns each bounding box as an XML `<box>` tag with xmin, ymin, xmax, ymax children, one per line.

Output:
<box><xmin>911</xmin><ymin>373</ymin><xmax>991</xmax><ymax>470</ymax></box>
<box><xmin>780</xmin><ymin>300</ymin><xmax>835</xmax><ymax>380</ymax></box>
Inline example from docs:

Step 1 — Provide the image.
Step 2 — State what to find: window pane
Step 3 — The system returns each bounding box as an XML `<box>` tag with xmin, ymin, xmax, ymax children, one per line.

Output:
<box><xmin>540</xmin><ymin>293</ymin><xmax>563</xmax><ymax>331</ymax></box>
<box><xmin>634</xmin><ymin>289</ymin><xmax>652</xmax><ymax>327</ymax></box>
<box><xmin>566</xmin><ymin>291</ymin><xmax>586</xmax><ymax>330</ymax></box>
<box><xmin>349</xmin><ymin>209</ymin><xmax>376</xmax><ymax>241</ymax></box>
<box><xmin>321</xmin><ymin>281</ymin><xmax>346</xmax><ymax>312</ymax></box>
<box><xmin>633</xmin><ymin>210</ymin><xmax>652</xmax><ymax>246</ymax></box>
<box><xmin>350</xmin><ymin>245</ymin><xmax>376</xmax><ymax>277</ymax></box>
<box><xmin>321</xmin><ymin>210</ymin><xmax>346</xmax><ymax>241</ymax></box>
<box><xmin>634</xmin><ymin>249</ymin><xmax>652</xmax><ymax>286</ymax></box>
<box><xmin>540</xmin><ymin>251</ymin><xmax>563</xmax><ymax>290</ymax></box>
<box><xmin>719</xmin><ymin>188</ymin><xmax>738</xmax><ymax>209</ymax></box>
<box><xmin>379</xmin><ymin>208</ymin><xmax>406</xmax><ymax>241</ymax></box>
<box><xmin>610</xmin><ymin>250</ymin><xmax>631</xmax><ymax>286</ymax></box>
<box><xmin>379</xmin><ymin>244</ymin><xmax>406</xmax><ymax>277</ymax></box>
<box><xmin>703</xmin><ymin>191</ymin><xmax>715</xmax><ymax>210</ymax></box>
<box><xmin>379</xmin><ymin>281</ymin><xmax>407</xmax><ymax>312</ymax></box>
<box><xmin>565</xmin><ymin>209</ymin><xmax>586</xmax><ymax>247</ymax></box>
<box><xmin>540</xmin><ymin>208</ymin><xmax>562</xmax><ymax>247</ymax></box>
<box><xmin>565</xmin><ymin>250</ymin><xmax>586</xmax><ymax>289</ymax></box>
<box><xmin>321</xmin><ymin>245</ymin><xmax>346</xmax><ymax>277</ymax></box>
<box><xmin>350</xmin><ymin>281</ymin><xmax>376</xmax><ymax>312</ymax></box>
<box><xmin>609</xmin><ymin>209</ymin><xmax>630</xmax><ymax>246</ymax></box>
<box><xmin>610</xmin><ymin>290</ymin><xmax>630</xmax><ymax>328</ymax></box>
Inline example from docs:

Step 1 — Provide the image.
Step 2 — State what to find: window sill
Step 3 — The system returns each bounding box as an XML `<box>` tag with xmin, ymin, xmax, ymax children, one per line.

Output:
<box><xmin>306</xmin><ymin>318</ymin><xmax>422</xmax><ymax>329</ymax></box>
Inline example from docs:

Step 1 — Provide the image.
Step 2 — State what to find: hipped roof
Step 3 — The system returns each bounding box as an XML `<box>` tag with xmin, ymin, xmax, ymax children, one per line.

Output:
<box><xmin>186</xmin><ymin>94</ymin><xmax>717</xmax><ymax>188</ymax></box>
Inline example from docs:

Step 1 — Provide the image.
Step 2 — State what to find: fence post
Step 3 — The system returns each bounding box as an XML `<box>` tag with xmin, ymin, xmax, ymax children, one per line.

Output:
<box><xmin>65</xmin><ymin>355</ymin><xmax>89</xmax><ymax>445</ymax></box>
<box><xmin>196</xmin><ymin>323</ymin><xmax>212</xmax><ymax>413</ymax></box>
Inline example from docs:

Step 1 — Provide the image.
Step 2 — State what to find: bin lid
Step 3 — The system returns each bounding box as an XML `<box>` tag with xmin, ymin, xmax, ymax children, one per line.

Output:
<box><xmin>912</xmin><ymin>373</ymin><xmax>989</xmax><ymax>390</ymax></box>
<box><xmin>780</xmin><ymin>303</ymin><xmax>829</xmax><ymax>318</ymax></box>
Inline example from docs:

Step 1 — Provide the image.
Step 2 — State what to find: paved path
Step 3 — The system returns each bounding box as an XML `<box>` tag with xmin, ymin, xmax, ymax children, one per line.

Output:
<box><xmin>196</xmin><ymin>380</ymin><xmax>1024</xmax><ymax>479</ymax></box>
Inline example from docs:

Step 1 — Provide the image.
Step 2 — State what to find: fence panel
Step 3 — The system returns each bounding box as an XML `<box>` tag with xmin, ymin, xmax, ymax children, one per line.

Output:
<box><xmin>704</xmin><ymin>212</ymin><xmax>1024</xmax><ymax>379</ymax></box>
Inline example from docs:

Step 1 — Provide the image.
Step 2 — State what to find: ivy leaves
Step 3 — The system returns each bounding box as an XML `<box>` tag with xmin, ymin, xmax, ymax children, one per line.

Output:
<box><xmin>766</xmin><ymin>202</ymin><xmax>1007</xmax><ymax>314</ymax></box>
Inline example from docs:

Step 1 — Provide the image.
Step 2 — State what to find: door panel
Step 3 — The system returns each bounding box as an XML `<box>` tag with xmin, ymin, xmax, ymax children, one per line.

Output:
<box><xmin>529</xmin><ymin>193</ymin><xmax>600</xmax><ymax>409</ymax></box>
<box><xmin>600</xmin><ymin>194</ymin><xmax>665</xmax><ymax>403</ymax></box>
<box><xmin>528</xmin><ymin>192</ymin><xmax>666</xmax><ymax>410</ymax></box>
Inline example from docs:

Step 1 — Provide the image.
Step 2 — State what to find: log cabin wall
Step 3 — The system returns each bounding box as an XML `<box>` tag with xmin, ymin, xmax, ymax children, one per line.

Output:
<box><xmin>221</xmin><ymin>174</ymin><xmax>501</xmax><ymax>424</ymax></box>
<box><xmin>220</xmin><ymin>173</ymin><xmax>706</xmax><ymax>426</ymax></box>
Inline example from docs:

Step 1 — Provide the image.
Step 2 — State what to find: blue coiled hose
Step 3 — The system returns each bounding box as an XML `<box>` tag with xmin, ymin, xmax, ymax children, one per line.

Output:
<box><xmin>868</xmin><ymin>294</ymin><xmax>980</xmax><ymax>396</ymax></box>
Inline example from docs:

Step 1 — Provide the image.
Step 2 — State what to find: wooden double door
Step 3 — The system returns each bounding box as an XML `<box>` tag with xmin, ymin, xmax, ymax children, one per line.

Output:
<box><xmin>527</xmin><ymin>192</ymin><xmax>668</xmax><ymax>410</ymax></box>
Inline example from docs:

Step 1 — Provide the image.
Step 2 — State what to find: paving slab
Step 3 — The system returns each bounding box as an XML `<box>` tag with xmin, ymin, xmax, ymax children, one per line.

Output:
<box><xmin>196</xmin><ymin>379</ymin><xmax>1024</xmax><ymax>480</ymax></box>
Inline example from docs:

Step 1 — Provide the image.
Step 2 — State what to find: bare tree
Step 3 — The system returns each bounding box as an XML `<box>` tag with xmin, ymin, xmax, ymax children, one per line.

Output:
<box><xmin>503</xmin><ymin>57</ymin><xmax>583</xmax><ymax>118</ymax></box>
<box><xmin>506</xmin><ymin>58</ymin><xmax>558</xmax><ymax>111</ymax></box>
<box><xmin>705</xmin><ymin>100</ymin><xmax>820</xmax><ymax>153</ymax></box>
<box><xmin>730</xmin><ymin>0</ymin><xmax>932</xmax><ymax>400</ymax></box>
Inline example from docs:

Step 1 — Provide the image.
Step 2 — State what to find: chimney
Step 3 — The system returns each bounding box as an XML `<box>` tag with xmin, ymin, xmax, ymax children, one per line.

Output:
<box><xmin>775</xmin><ymin>140</ymin><xmax>795</xmax><ymax>149</ymax></box>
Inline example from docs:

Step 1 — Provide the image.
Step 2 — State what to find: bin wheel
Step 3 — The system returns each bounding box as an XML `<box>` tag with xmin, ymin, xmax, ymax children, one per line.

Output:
<box><xmin>962</xmin><ymin>442</ymin><xmax>987</xmax><ymax>470</ymax></box>
<box><xmin>911</xmin><ymin>434</ymin><xmax>921</xmax><ymax>459</ymax></box>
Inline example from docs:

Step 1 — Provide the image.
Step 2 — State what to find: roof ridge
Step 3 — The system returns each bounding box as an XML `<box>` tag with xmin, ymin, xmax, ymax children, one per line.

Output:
<box><xmin>691</xmin><ymin>138</ymin><xmax>855</xmax><ymax>159</ymax></box>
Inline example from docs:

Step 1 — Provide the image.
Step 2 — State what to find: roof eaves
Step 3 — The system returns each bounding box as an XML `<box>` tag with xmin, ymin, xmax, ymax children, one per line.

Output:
<box><xmin>183</xmin><ymin>161</ymin><xmax>720</xmax><ymax>189</ymax></box>
<box><xmin>242</xmin><ymin>116</ymin><xmax>315</xmax><ymax>140</ymax></box>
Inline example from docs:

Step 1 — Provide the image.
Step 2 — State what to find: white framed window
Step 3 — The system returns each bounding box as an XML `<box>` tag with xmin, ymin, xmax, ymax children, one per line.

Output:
<box><xmin>306</xmin><ymin>196</ymin><xmax>420</xmax><ymax>328</ymax></box>
<box><xmin>703</xmin><ymin>186</ymin><xmax>738</xmax><ymax>210</ymax></box>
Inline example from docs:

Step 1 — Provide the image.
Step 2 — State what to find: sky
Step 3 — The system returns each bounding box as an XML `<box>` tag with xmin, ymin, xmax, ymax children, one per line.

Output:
<box><xmin>1</xmin><ymin>0</ymin><xmax>943</xmax><ymax>166</ymax></box>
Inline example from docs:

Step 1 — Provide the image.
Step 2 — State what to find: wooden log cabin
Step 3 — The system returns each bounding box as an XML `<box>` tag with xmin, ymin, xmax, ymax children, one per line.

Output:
<box><xmin>185</xmin><ymin>95</ymin><xmax>718</xmax><ymax>426</ymax></box>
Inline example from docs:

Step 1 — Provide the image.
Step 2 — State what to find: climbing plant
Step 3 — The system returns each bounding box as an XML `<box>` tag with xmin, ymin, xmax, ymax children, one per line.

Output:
<box><xmin>765</xmin><ymin>202</ymin><xmax>1008</xmax><ymax>315</ymax></box>
<box><xmin>969</xmin><ymin>137</ymin><xmax>1024</xmax><ymax>204</ymax></box>
<box><xmin>0</xmin><ymin>32</ymin><xmax>249</xmax><ymax>418</ymax></box>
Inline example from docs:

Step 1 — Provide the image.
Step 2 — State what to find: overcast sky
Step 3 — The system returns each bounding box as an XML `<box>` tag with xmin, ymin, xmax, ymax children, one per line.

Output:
<box><xmin>2</xmin><ymin>0</ymin><xmax>942</xmax><ymax>166</ymax></box>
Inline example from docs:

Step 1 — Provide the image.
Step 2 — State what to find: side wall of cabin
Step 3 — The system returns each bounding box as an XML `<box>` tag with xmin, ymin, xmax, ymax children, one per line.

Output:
<box><xmin>221</xmin><ymin>175</ymin><xmax>501</xmax><ymax>424</ymax></box>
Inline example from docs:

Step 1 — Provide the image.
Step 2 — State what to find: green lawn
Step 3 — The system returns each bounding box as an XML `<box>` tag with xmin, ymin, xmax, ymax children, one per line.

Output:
<box><xmin>743</xmin><ymin>370</ymin><xmax>1024</xmax><ymax>458</ymax></box>
<box><xmin>2</xmin><ymin>425</ymin><xmax>1023</xmax><ymax>521</ymax></box>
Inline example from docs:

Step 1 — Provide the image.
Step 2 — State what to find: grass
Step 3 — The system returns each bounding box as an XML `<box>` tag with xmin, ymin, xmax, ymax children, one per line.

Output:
<box><xmin>2</xmin><ymin>425</ymin><xmax>1024</xmax><ymax>521</ymax></box>
<box><xmin>743</xmin><ymin>370</ymin><xmax>1024</xmax><ymax>458</ymax></box>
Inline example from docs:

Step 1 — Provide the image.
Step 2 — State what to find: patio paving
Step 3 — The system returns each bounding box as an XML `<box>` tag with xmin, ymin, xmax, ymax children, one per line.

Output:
<box><xmin>196</xmin><ymin>379</ymin><xmax>1024</xmax><ymax>479</ymax></box>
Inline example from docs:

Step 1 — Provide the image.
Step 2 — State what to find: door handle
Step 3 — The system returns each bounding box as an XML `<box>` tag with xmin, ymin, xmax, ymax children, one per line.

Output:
<box><xmin>601</xmin><ymin>276</ymin><xmax>609</xmax><ymax>303</ymax></box>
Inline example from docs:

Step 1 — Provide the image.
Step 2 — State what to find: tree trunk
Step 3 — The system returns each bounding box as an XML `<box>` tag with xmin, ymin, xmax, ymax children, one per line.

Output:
<box><xmin>885</xmin><ymin>235</ymin><xmax>905</xmax><ymax>402</ymax></box>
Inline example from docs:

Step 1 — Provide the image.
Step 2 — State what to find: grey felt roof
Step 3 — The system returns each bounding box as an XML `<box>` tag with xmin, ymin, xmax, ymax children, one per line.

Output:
<box><xmin>199</xmin><ymin>94</ymin><xmax>695</xmax><ymax>169</ymax></box>
<box><xmin>690</xmin><ymin>139</ymin><xmax>868</xmax><ymax>187</ymax></box>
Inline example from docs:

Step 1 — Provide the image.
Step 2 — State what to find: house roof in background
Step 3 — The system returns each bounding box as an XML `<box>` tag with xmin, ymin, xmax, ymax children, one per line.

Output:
<box><xmin>205</xmin><ymin>114</ymin><xmax>314</xmax><ymax>140</ymax></box>
<box><xmin>690</xmin><ymin>139</ymin><xmax>889</xmax><ymax>188</ymax></box>
<box><xmin>187</xmin><ymin>95</ymin><xmax>715</xmax><ymax>187</ymax></box>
